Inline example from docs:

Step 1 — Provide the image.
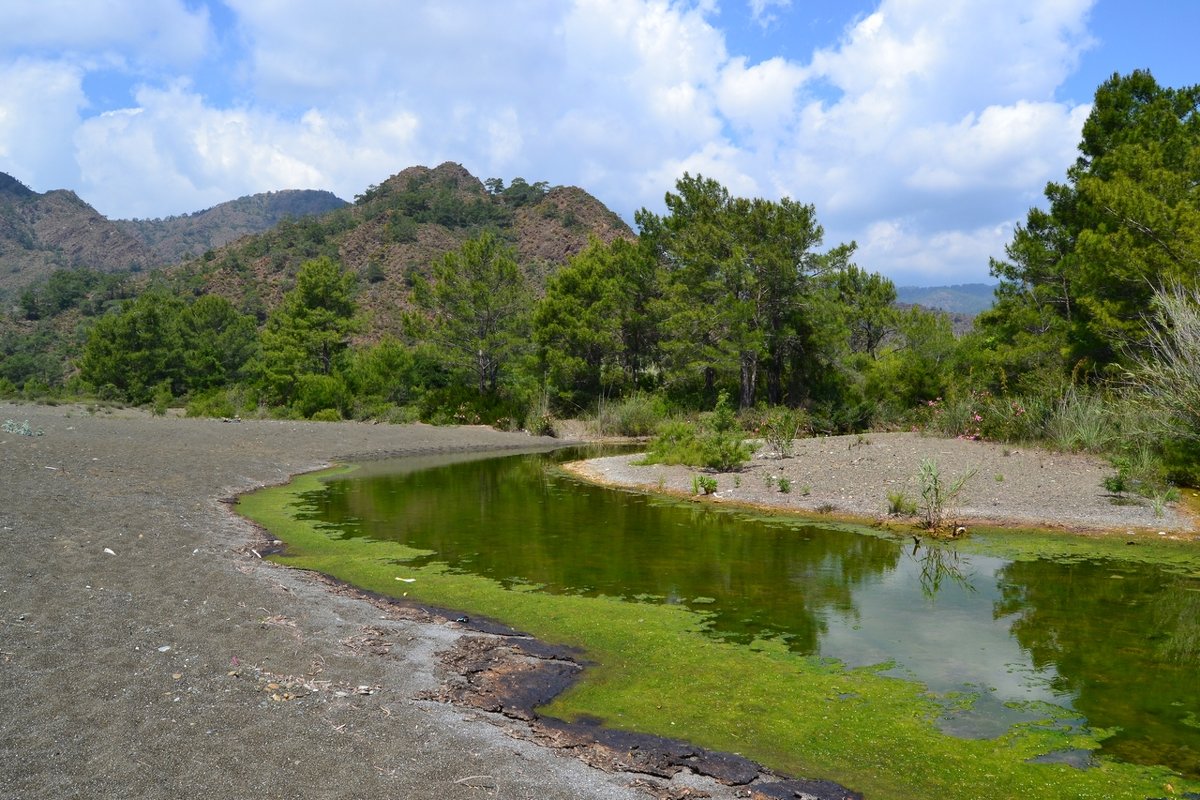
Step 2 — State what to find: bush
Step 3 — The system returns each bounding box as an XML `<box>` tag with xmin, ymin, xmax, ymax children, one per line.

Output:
<box><xmin>310</xmin><ymin>408</ymin><xmax>343</xmax><ymax>422</ymax></box>
<box><xmin>641</xmin><ymin>393</ymin><xmax>754</xmax><ymax>471</ymax></box>
<box><xmin>293</xmin><ymin>374</ymin><xmax>351</xmax><ymax>419</ymax></box>
<box><xmin>593</xmin><ymin>393</ymin><xmax>667</xmax><ymax>437</ymax></box>
<box><xmin>760</xmin><ymin>407</ymin><xmax>808</xmax><ymax>458</ymax></box>
<box><xmin>185</xmin><ymin>388</ymin><xmax>236</xmax><ymax>419</ymax></box>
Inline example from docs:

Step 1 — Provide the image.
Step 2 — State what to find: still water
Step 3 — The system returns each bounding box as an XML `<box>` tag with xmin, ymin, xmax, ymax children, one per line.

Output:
<box><xmin>295</xmin><ymin>448</ymin><xmax>1200</xmax><ymax>777</ymax></box>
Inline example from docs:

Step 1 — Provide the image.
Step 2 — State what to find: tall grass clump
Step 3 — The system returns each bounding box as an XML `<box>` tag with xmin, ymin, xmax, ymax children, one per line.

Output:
<box><xmin>1047</xmin><ymin>386</ymin><xmax>1116</xmax><ymax>453</ymax></box>
<box><xmin>592</xmin><ymin>393</ymin><xmax>668</xmax><ymax>437</ymax></box>
<box><xmin>917</xmin><ymin>458</ymin><xmax>976</xmax><ymax>532</ymax></box>
<box><xmin>1130</xmin><ymin>285</ymin><xmax>1200</xmax><ymax>444</ymax></box>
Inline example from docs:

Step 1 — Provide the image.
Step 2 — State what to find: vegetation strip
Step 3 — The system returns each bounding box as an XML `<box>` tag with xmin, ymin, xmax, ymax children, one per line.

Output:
<box><xmin>239</xmin><ymin>462</ymin><xmax>1200</xmax><ymax>800</ymax></box>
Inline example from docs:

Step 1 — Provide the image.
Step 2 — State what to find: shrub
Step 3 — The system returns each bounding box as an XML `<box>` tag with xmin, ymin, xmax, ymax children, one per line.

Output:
<box><xmin>692</xmin><ymin>475</ymin><xmax>718</xmax><ymax>495</ymax></box>
<box><xmin>593</xmin><ymin>393</ymin><xmax>667</xmax><ymax>437</ymax></box>
<box><xmin>186</xmin><ymin>389</ymin><xmax>237</xmax><ymax>419</ymax></box>
<box><xmin>760</xmin><ymin>407</ymin><xmax>808</xmax><ymax>458</ymax></box>
<box><xmin>310</xmin><ymin>408</ymin><xmax>342</xmax><ymax>422</ymax></box>
<box><xmin>294</xmin><ymin>374</ymin><xmax>351</xmax><ymax>419</ymax></box>
<box><xmin>642</xmin><ymin>393</ymin><xmax>754</xmax><ymax>471</ymax></box>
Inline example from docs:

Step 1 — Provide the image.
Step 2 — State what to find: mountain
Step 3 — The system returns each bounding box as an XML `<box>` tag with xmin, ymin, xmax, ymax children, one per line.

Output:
<box><xmin>0</xmin><ymin>174</ymin><xmax>153</xmax><ymax>294</ymax></box>
<box><xmin>896</xmin><ymin>283</ymin><xmax>997</xmax><ymax>315</ymax></box>
<box><xmin>174</xmin><ymin>162</ymin><xmax>635</xmax><ymax>337</ymax></box>
<box><xmin>0</xmin><ymin>172</ymin><xmax>347</xmax><ymax>298</ymax></box>
<box><xmin>115</xmin><ymin>189</ymin><xmax>347</xmax><ymax>265</ymax></box>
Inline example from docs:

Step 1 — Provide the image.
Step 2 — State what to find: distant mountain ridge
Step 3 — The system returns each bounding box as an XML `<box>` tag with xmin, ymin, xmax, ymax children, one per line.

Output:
<box><xmin>116</xmin><ymin>190</ymin><xmax>348</xmax><ymax>266</ymax></box>
<box><xmin>896</xmin><ymin>282</ymin><xmax>996</xmax><ymax>315</ymax></box>
<box><xmin>0</xmin><ymin>172</ymin><xmax>346</xmax><ymax>297</ymax></box>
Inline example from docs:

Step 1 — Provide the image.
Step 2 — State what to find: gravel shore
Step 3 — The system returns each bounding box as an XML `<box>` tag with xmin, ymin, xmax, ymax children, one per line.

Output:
<box><xmin>566</xmin><ymin>431</ymin><xmax>1198</xmax><ymax>535</ymax></box>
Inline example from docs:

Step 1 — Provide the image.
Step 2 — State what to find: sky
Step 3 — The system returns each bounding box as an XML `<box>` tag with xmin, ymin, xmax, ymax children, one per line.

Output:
<box><xmin>0</xmin><ymin>1</ymin><xmax>1195</xmax><ymax>286</ymax></box>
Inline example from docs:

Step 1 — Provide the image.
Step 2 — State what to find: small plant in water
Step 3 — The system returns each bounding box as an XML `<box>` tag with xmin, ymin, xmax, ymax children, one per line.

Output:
<box><xmin>917</xmin><ymin>458</ymin><xmax>976</xmax><ymax>532</ymax></box>
<box><xmin>692</xmin><ymin>474</ymin><xmax>718</xmax><ymax>495</ymax></box>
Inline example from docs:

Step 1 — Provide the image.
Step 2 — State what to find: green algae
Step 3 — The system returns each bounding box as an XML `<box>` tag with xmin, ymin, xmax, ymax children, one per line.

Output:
<box><xmin>237</xmin><ymin>455</ymin><xmax>1200</xmax><ymax>800</ymax></box>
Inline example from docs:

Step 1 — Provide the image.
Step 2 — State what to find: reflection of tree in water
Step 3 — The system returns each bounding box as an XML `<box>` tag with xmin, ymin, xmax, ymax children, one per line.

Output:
<box><xmin>908</xmin><ymin>537</ymin><xmax>975</xmax><ymax>600</ymax></box>
<box><xmin>305</xmin><ymin>451</ymin><xmax>901</xmax><ymax>654</ymax></box>
<box><xmin>995</xmin><ymin>559</ymin><xmax>1200</xmax><ymax>778</ymax></box>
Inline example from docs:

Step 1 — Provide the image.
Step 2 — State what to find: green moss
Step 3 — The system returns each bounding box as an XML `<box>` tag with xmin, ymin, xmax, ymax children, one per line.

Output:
<box><xmin>239</xmin><ymin>465</ymin><xmax>1199</xmax><ymax>800</ymax></box>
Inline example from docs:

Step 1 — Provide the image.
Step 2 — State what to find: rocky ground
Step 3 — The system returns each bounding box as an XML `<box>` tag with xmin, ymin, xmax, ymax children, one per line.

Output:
<box><xmin>567</xmin><ymin>431</ymin><xmax>1198</xmax><ymax>535</ymax></box>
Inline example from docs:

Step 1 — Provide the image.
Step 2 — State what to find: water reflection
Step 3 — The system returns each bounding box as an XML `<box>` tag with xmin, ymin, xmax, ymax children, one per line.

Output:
<box><xmin>298</xmin><ymin>448</ymin><xmax>1200</xmax><ymax>777</ymax></box>
<box><xmin>996</xmin><ymin>560</ymin><xmax>1200</xmax><ymax>776</ymax></box>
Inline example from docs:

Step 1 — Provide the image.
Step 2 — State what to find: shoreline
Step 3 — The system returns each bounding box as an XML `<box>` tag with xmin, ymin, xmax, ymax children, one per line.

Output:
<box><xmin>561</xmin><ymin>432</ymin><xmax>1199</xmax><ymax>539</ymax></box>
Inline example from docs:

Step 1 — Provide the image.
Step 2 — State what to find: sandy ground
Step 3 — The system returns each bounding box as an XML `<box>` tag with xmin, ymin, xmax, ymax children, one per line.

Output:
<box><xmin>1</xmin><ymin>403</ymin><xmax>740</xmax><ymax>800</ymax></box>
<box><xmin>567</xmin><ymin>432</ymin><xmax>1198</xmax><ymax>535</ymax></box>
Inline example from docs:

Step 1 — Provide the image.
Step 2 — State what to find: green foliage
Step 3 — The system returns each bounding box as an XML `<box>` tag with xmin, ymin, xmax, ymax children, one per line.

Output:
<box><xmin>639</xmin><ymin>173</ymin><xmax>854</xmax><ymax>409</ymax></box>
<box><xmin>151</xmin><ymin>381</ymin><xmax>173</xmax><ymax>416</ymax></box>
<box><xmin>980</xmin><ymin>70</ymin><xmax>1200</xmax><ymax>377</ymax></box>
<box><xmin>691</xmin><ymin>474</ymin><xmax>718</xmax><ymax>495</ymax></box>
<box><xmin>777</xmin><ymin>476</ymin><xmax>791</xmax><ymax>494</ymax></box>
<box><xmin>256</xmin><ymin>256</ymin><xmax>361</xmax><ymax>405</ymax></box>
<box><xmin>185</xmin><ymin>388</ymin><xmax>238</xmax><ymax>418</ymax></box>
<box><xmin>887</xmin><ymin>491</ymin><xmax>918</xmax><ymax>516</ymax></box>
<box><xmin>592</xmin><ymin>393</ymin><xmax>668</xmax><ymax>437</ymax></box>
<box><xmin>917</xmin><ymin>459</ymin><xmax>976</xmax><ymax>532</ymax></box>
<box><xmin>642</xmin><ymin>393</ymin><xmax>754</xmax><ymax>470</ymax></box>
<box><xmin>293</xmin><ymin>373</ymin><xmax>351</xmax><ymax>419</ymax></box>
<box><xmin>407</xmin><ymin>231</ymin><xmax>532</xmax><ymax>397</ymax></box>
<box><xmin>79</xmin><ymin>292</ymin><xmax>187</xmax><ymax>404</ymax></box>
<box><xmin>534</xmin><ymin>236</ymin><xmax>660</xmax><ymax>406</ymax></box>
<box><xmin>759</xmin><ymin>407</ymin><xmax>808</xmax><ymax>458</ymax></box>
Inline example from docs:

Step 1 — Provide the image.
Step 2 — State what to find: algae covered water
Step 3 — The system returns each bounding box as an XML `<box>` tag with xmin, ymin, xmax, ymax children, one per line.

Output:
<box><xmin>289</xmin><ymin>447</ymin><xmax>1200</xmax><ymax>781</ymax></box>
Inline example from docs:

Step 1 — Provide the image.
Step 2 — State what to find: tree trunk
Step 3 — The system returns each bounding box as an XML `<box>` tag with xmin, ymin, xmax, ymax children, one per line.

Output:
<box><xmin>739</xmin><ymin>352</ymin><xmax>758</xmax><ymax>410</ymax></box>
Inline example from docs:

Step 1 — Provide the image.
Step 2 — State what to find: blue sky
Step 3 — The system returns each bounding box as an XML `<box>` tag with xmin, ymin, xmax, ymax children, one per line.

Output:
<box><xmin>0</xmin><ymin>1</ymin><xmax>1195</xmax><ymax>286</ymax></box>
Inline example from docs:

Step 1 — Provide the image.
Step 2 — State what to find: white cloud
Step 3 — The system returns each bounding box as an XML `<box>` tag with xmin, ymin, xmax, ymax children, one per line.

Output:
<box><xmin>0</xmin><ymin>60</ymin><xmax>86</xmax><ymax>191</ymax></box>
<box><xmin>73</xmin><ymin>82</ymin><xmax>422</xmax><ymax>218</ymax></box>
<box><xmin>0</xmin><ymin>0</ymin><xmax>1102</xmax><ymax>283</ymax></box>
<box><xmin>0</xmin><ymin>1</ymin><xmax>211</xmax><ymax>68</ymax></box>
<box><xmin>748</xmin><ymin>0</ymin><xmax>791</xmax><ymax>29</ymax></box>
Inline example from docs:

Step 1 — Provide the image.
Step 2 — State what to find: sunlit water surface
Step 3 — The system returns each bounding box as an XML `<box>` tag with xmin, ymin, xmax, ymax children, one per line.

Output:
<box><xmin>295</xmin><ymin>448</ymin><xmax>1200</xmax><ymax>776</ymax></box>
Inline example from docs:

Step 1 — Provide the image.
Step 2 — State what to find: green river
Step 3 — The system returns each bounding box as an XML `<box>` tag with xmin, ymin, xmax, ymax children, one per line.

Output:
<box><xmin>242</xmin><ymin>446</ymin><xmax>1200</xmax><ymax>799</ymax></box>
